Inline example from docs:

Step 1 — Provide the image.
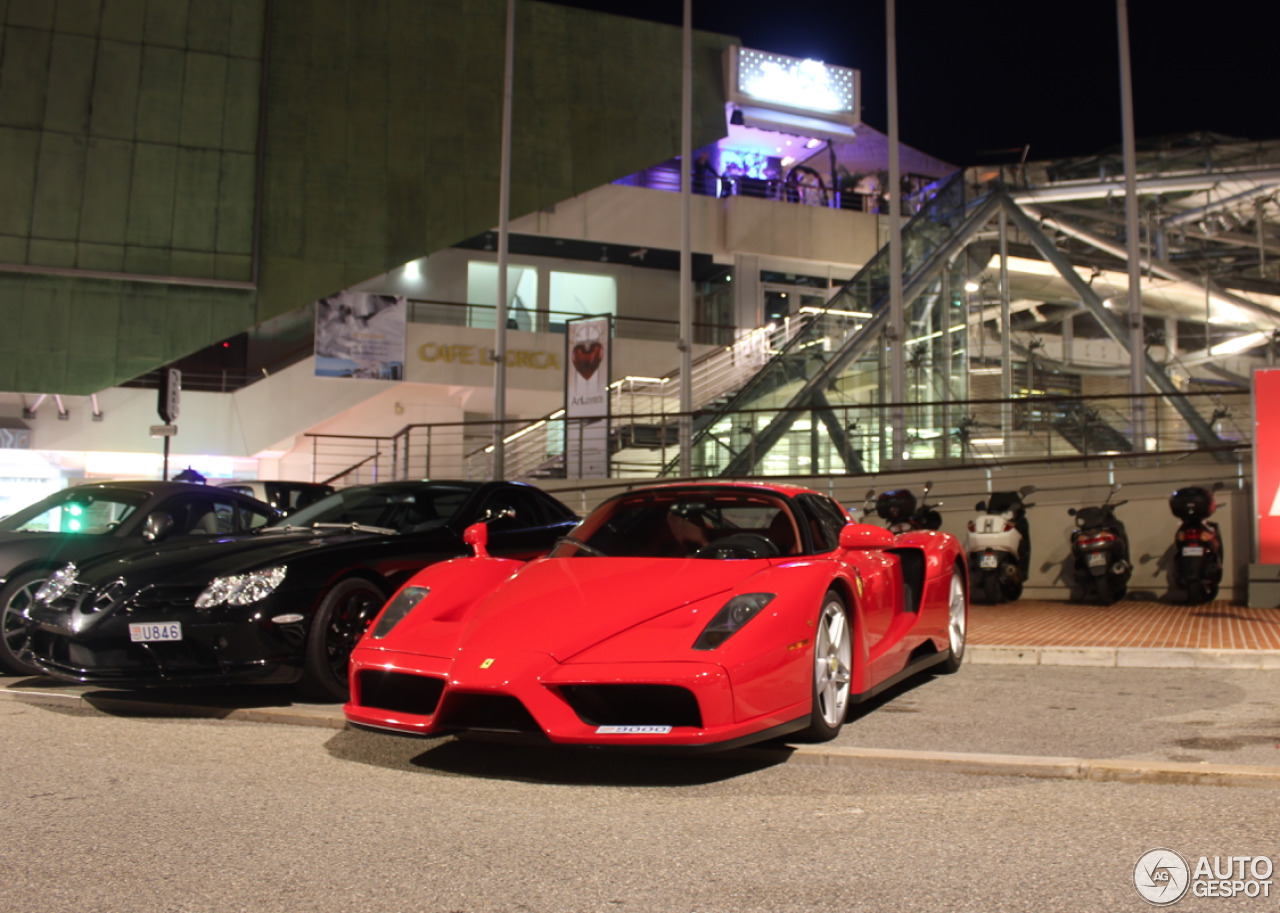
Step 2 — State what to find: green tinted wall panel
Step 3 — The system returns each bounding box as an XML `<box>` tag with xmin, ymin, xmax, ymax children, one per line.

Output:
<box><xmin>227</xmin><ymin>0</ymin><xmax>263</xmax><ymax>57</ymax></box>
<box><xmin>7</xmin><ymin>2</ymin><xmax>52</xmax><ymax>29</ymax></box>
<box><xmin>0</xmin><ymin>126</ymin><xmax>39</xmax><ymax>236</ymax></box>
<box><xmin>125</xmin><ymin>142</ymin><xmax>177</xmax><ymax>246</ymax></box>
<box><xmin>55</xmin><ymin>0</ymin><xmax>102</xmax><ymax>36</ymax></box>
<box><xmin>80</xmin><ymin>136</ymin><xmax>135</xmax><ymax>242</ymax></box>
<box><xmin>89</xmin><ymin>40</ymin><xmax>142</xmax><ymax>139</ymax></box>
<box><xmin>42</xmin><ymin>32</ymin><xmax>96</xmax><ymax>133</ymax></box>
<box><xmin>0</xmin><ymin>0</ymin><xmax>734</xmax><ymax>393</ymax></box>
<box><xmin>215</xmin><ymin>150</ymin><xmax>255</xmax><ymax>255</ymax></box>
<box><xmin>31</xmin><ymin>131</ymin><xmax>86</xmax><ymax>239</ymax></box>
<box><xmin>134</xmin><ymin>45</ymin><xmax>184</xmax><ymax>143</ymax></box>
<box><xmin>188</xmin><ymin>0</ymin><xmax>231</xmax><ymax>54</ymax></box>
<box><xmin>100</xmin><ymin>0</ymin><xmax>146</xmax><ymax>41</ymax></box>
<box><xmin>172</xmin><ymin>146</ymin><xmax>221</xmax><ymax>249</ymax></box>
<box><xmin>0</xmin><ymin>28</ymin><xmax>52</xmax><ymax>127</ymax></box>
<box><xmin>222</xmin><ymin>57</ymin><xmax>260</xmax><ymax>152</ymax></box>
<box><xmin>178</xmin><ymin>52</ymin><xmax>227</xmax><ymax>148</ymax></box>
<box><xmin>144</xmin><ymin>0</ymin><xmax>189</xmax><ymax>48</ymax></box>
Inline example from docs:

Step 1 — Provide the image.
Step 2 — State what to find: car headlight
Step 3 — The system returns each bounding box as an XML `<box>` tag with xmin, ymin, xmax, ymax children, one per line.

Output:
<box><xmin>370</xmin><ymin>586</ymin><xmax>429</xmax><ymax>639</ymax></box>
<box><xmin>692</xmin><ymin>592</ymin><xmax>775</xmax><ymax>650</ymax></box>
<box><xmin>195</xmin><ymin>566</ymin><xmax>288</xmax><ymax>608</ymax></box>
<box><xmin>37</xmin><ymin>563</ymin><xmax>78</xmax><ymax>603</ymax></box>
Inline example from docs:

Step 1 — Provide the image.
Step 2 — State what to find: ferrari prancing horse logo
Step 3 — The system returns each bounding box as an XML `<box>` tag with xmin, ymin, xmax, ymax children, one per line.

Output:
<box><xmin>480</xmin><ymin>658</ymin><xmax>495</xmax><ymax>669</ymax></box>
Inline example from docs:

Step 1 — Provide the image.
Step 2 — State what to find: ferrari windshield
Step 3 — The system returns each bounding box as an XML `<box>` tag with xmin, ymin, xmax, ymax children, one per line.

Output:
<box><xmin>0</xmin><ymin>488</ymin><xmax>145</xmax><ymax>534</ymax></box>
<box><xmin>553</xmin><ymin>488</ymin><xmax>801</xmax><ymax>558</ymax></box>
<box><xmin>278</xmin><ymin>483</ymin><xmax>475</xmax><ymax>533</ymax></box>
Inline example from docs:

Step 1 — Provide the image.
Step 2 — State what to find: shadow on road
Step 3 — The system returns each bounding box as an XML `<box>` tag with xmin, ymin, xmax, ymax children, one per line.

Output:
<box><xmin>325</xmin><ymin>727</ymin><xmax>793</xmax><ymax>786</ymax></box>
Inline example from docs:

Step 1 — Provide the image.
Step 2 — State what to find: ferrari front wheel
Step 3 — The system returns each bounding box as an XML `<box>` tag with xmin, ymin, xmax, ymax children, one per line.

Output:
<box><xmin>797</xmin><ymin>590</ymin><xmax>852</xmax><ymax>742</ymax></box>
<box><xmin>939</xmin><ymin>561</ymin><xmax>968</xmax><ymax>674</ymax></box>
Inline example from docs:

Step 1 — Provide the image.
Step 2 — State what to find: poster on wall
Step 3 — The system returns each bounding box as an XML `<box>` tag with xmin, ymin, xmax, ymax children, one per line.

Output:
<box><xmin>1255</xmin><ymin>366</ymin><xmax>1280</xmax><ymax>564</ymax></box>
<box><xmin>564</xmin><ymin>316</ymin><xmax>611</xmax><ymax>478</ymax></box>
<box><xmin>314</xmin><ymin>291</ymin><xmax>406</xmax><ymax>379</ymax></box>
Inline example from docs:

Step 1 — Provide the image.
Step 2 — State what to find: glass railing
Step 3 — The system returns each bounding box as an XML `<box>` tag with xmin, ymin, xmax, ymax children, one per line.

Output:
<box><xmin>304</xmin><ymin>389</ymin><xmax>1251</xmax><ymax>486</ymax></box>
<box><xmin>675</xmin><ymin>171</ymin><xmax>975</xmax><ymax>477</ymax></box>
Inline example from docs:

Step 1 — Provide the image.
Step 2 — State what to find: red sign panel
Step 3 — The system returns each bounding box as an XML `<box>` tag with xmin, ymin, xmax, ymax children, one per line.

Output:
<box><xmin>1256</xmin><ymin>368</ymin><xmax>1280</xmax><ymax>564</ymax></box>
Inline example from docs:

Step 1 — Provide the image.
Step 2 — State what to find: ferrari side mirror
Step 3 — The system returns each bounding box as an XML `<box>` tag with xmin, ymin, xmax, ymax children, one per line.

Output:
<box><xmin>838</xmin><ymin>523</ymin><xmax>895</xmax><ymax>550</ymax></box>
<box><xmin>463</xmin><ymin>521</ymin><xmax>490</xmax><ymax>558</ymax></box>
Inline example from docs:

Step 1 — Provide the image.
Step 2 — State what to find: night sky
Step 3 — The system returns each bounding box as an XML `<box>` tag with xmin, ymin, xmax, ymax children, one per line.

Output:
<box><xmin>544</xmin><ymin>0</ymin><xmax>1280</xmax><ymax>167</ymax></box>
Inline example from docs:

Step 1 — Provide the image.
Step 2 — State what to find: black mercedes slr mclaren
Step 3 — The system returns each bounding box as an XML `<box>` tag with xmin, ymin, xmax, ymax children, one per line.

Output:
<box><xmin>23</xmin><ymin>480</ymin><xmax>578</xmax><ymax>701</ymax></box>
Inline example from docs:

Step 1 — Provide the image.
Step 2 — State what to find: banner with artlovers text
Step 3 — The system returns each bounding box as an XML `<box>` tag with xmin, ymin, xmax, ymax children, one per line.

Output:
<box><xmin>565</xmin><ymin>316</ymin><xmax>611</xmax><ymax>478</ymax></box>
<box><xmin>1255</xmin><ymin>367</ymin><xmax>1280</xmax><ymax>564</ymax></box>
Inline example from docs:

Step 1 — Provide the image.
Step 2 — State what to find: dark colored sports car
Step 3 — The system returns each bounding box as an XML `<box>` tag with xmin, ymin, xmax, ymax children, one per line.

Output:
<box><xmin>345</xmin><ymin>481</ymin><xmax>968</xmax><ymax>750</ymax></box>
<box><xmin>0</xmin><ymin>481</ymin><xmax>280</xmax><ymax>675</ymax></box>
<box><xmin>24</xmin><ymin>480</ymin><xmax>578</xmax><ymax>700</ymax></box>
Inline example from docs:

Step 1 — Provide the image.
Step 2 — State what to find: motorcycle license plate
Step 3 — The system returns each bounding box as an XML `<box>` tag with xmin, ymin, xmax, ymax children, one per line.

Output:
<box><xmin>980</xmin><ymin>553</ymin><xmax>998</xmax><ymax>569</ymax></box>
<box><xmin>1087</xmin><ymin>552</ymin><xmax>1107</xmax><ymax>568</ymax></box>
<box><xmin>129</xmin><ymin>622</ymin><xmax>182</xmax><ymax>643</ymax></box>
<box><xmin>1181</xmin><ymin>545</ymin><xmax>1205</xmax><ymax>557</ymax></box>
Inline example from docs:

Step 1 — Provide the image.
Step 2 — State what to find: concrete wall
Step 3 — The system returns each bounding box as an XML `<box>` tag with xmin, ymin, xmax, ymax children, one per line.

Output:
<box><xmin>0</xmin><ymin>0</ymin><xmax>736</xmax><ymax>395</ymax></box>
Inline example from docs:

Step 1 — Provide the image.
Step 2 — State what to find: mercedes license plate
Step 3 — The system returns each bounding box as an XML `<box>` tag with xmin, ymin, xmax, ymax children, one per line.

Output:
<box><xmin>980</xmin><ymin>553</ymin><xmax>998</xmax><ymax>569</ymax></box>
<box><xmin>1086</xmin><ymin>551</ymin><xmax>1107</xmax><ymax>567</ymax></box>
<box><xmin>1181</xmin><ymin>545</ymin><xmax>1205</xmax><ymax>557</ymax></box>
<box><xmin>129</xmin><ymin>622</ymin><xmax>182</xmax><ymax>643</ymax></box>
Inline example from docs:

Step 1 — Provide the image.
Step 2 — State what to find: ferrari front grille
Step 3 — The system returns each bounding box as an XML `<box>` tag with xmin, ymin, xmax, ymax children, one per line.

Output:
<box><xmin>356</xmin><ymin>670</ymin><xmax>445</xmax><ymax>716</ymax></box>
<box><xmin>559</xmin><ymin>684</ymin><xmax>702</xmax><ymax>728</ymax></box>
<box><xmin>435</xmin><ymin>693</ymin><xmax>541</xmax><ymax>734</ymax></box>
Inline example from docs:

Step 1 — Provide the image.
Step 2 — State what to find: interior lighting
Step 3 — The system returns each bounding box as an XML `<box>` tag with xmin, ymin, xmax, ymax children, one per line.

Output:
<box><xmin>799</xmin><ymin>305</ymin><xmax>872</xmax><ymax>318</ymax></box>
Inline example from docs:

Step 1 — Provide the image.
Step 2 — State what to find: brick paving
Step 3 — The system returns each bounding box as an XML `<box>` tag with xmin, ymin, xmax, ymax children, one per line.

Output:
<box><xmin>969</xmin><ymin>599</ymin><xmax>1280</xmax><ymax>651</ymax></box>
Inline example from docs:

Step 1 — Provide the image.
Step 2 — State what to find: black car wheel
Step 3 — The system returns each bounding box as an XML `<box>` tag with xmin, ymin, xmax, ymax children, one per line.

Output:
<box><xmin>299</xmin><ymin>578</ymin><xmax>386</xmax><ymax>702</ymax></box>
<box><xmin>0</xmin><ymin>570</ymin><xmax>49</xmax><ymax>676</ymax></box>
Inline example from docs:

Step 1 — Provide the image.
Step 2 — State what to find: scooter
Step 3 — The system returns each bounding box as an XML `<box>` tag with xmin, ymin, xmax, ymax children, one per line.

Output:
<box><xmin>965</xmin><ymin>485</ymin><xmax>1036</xmax><ymax>603</ymax></box>
<box><xmin>1169</xmin><ymin>484</ymin><xmax>1223</xmax><ymax>604</ymax></box>
<box><xmin>1068</xmin><ymin>485</ymin><xmax>1132</xmax><ymax>604</ymax></box>
<box><xmin>874</xmin><ymin>482</ymin><xmax>943</xmax><ymax>533</ymax></box>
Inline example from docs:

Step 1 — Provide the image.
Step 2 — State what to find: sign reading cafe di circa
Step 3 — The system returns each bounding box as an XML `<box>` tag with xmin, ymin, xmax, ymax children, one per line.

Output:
<box><xmin>417</xmin><ymin>343</ymin><xmax>561</xmax><ymax>370</ymax></box>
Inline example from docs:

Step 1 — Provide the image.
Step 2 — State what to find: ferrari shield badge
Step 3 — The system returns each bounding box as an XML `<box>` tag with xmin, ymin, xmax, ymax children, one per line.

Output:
<box><xmin>480</xmin><ymin>658</ymin><xmax>495</xmax><ymax>669</ymax></box>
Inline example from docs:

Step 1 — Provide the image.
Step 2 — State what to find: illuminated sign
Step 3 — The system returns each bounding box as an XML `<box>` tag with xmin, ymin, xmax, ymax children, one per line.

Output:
<box><xmin>417</xmin><ymin>343</ymin><xmax>560</xmax><ymax>370</ymax></box>
<box><xmin>728</xmin><ymin>47</ymin><xmax>859</xmax><ymax>124</ymax></box>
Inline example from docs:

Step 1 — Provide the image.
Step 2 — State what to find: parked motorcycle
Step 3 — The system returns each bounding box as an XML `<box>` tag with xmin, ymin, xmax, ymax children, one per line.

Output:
<box><xmin>1169</xmin><ymin>484</ymin><xmax>1223</xmax><ymax>604</ymax></box>
<box><xmin>874</xmin><ymin>482</ymin><xmax>943</xmax><ymax>533</ymax></box>
<box><xmin>966</xmin><ymin>485</ymin><xmax>1036</xmax><ymax>603</ymax></box>
<box><xmin>1068</xmin><ymin>485</ymin><xmax>1131</xmax><ymax>604</ymax></box>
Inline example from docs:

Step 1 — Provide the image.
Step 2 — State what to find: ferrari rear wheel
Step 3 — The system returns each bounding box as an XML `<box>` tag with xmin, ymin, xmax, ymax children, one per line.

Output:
<box><xmin>939</xmin><ymin>561</ymin><xmax>968</xmax><ymax>674</ymax></box>
<box><xmin>0</xmin><ymin>569</ymin><xmax>49</xmax><ymax>676</ymax></box>
<box><xmin>796</xmin><ymin>590</ymin><xmax>852</xmax><ymax>742</ymax></box>
<box><xmin>299</xmin><ymin>578</ymin><xmax>385</xmax><ymax>702</ymax></box>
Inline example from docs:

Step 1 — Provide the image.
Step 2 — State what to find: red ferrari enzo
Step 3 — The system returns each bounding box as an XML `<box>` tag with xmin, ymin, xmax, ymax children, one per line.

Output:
<box><xmin>344</xmin><ymin>482</ymin><xmax>967</xmax><ymax>749</ymax></box>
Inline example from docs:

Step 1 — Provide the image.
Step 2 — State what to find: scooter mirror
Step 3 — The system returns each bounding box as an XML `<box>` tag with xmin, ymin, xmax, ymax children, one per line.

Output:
<box><xmin>975</xmin><ymin>501</ymin><xmax>987</xmax><ymax>512</ymax></box>
<box><xmin>1068</xmin><ymin>507</ymin><xmax>1078</xmax><ymax>516</ymax></box>
<box><xmin>1019</xmin><ymin>485</ymin><xmax>1037</xmax><ymax>496</ymax></box>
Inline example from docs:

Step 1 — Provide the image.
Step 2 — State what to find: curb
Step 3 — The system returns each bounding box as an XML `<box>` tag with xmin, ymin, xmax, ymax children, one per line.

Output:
<box><xmin>783</xmin><ymin>745</ymin><xmax>1280</xmax><ymax>788</ymax></box>
<box><xmin>7</xmin><ymin>681</ymin><xmax>1280</xmax><ymax>789</ymax></box>
<box><xmin>967</xmin><ymin>645</ymin><xmax>1280</xmax><ymax>669</ymax></box>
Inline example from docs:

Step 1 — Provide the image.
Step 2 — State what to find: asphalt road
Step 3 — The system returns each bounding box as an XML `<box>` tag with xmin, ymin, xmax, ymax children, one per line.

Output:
<box><xmin>3</xmin><ymin>666</ymin><xmax>1279</xmax><ymax>913</ymax></box>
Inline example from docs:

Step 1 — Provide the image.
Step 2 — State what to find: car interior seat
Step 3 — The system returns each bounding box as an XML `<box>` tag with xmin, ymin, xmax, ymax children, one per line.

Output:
<box><xmin>765</xmin><ymin>510</ymin><xmax>799</xmax><ymax>555</ymax></box>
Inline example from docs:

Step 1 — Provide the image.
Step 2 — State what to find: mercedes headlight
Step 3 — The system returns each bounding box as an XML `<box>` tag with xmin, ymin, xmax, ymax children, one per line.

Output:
<box><xmin>692</xmin><ymin>592</ymin><xmax>775</xmax><ymax>650</ymax></box>
<box><xmin>195</xmin><ymin>566</ymin><xmax>288</xmax><ymax>608</ymax></box>
<box><xmin>370</xmin><ymin>586</ymin><xmax>429</xmax><ymax>639</ymax></box>
<box><xmin>37</xmin><ymin>563</ymin><xmax>78</xmax><ymax>603</ymax></box>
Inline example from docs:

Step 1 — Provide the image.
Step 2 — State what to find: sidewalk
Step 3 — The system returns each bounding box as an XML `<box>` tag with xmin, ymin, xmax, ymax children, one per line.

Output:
<box><xmin>967</xmin><ymin>597</ymin><xmax>1280</xmax><ymax>669</ymax></box>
